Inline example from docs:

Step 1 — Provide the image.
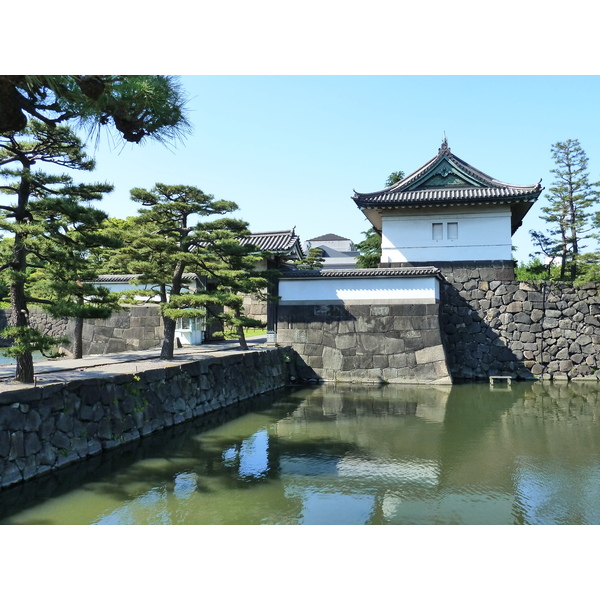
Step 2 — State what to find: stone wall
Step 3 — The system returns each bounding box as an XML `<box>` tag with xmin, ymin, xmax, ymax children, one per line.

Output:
<box><xmin>0</xmin><ymin>347</ymin><xmax>290</xmax><ymax>490</ymax></box>
<box><xmin>242</xmin><ymin>292</ymin><xmax>268</xmax><ymax>322</ymax></box>
<box><xmin>0</xmin><ymin>306</ymin><xmax>162</xmax><ymax>355</ymax></box>
<box><xmin>65</xmin><ymin>305</ymin><xmax>163</xmax><ymax>355</ymax></box>
<box><xmin>0</xmin><ymin>308</ymin><xmax>69</xmax><ymax>348</ymax></box>
<box><xmin>441</xmin><ymin>270</ymin><xmax>600</xmax><ymax>381</ymax></box>
<box><xmin>277</xmin><ymin>302</ymin><xmax>451</xmax><ymax>385</ymax></box>
<box><xmin>387</xmin><ymin>260</ymin><xmax>516</xmax><ymax>283</ymax></box>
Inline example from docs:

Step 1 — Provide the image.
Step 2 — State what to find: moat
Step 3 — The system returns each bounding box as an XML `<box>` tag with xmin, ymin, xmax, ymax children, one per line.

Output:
<box><xmin>2</xmin><ymin>380</ymin><xmax>600</xmax><ymax>525</ymax></box>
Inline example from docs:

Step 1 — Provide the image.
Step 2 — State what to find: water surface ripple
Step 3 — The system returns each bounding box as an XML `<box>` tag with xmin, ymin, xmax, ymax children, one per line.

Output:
<box><xmin>2</xmin><ymin>381</ymin><xmax>600</xmax><ymax>525</ymax></box>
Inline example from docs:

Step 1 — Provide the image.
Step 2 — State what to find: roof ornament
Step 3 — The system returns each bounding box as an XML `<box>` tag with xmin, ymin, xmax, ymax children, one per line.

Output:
<box><xmin>439</xmin><ymin>133</ymin><xmax>450</xmax><ymax>155</ymax></box>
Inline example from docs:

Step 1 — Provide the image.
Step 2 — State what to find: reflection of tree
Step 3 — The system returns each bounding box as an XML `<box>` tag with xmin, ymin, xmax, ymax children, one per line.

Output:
<box><xmin>5</xmin><ymin>382</ymin><xmax>600</xmax><ymax>524</ymax></box>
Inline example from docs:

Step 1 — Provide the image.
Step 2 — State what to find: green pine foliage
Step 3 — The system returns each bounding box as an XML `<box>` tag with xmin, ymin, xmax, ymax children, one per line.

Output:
<box><xmin>0</xmin><ymin>75</ymin><xmax>191</xmax><ymax>145</ymax></box>
<box><xmin>294</xmin><ymin>247</ymin><xmax>324</xmax><ymax>270</ymax></box>
<box><xmin>531</xmin><ymin>139</ymin><xmax>600</xmax><ymax>280</ymax></box>
<box><xmin>112</xmin><ymin>183</ymin><xmax>273</xmax><ymax>358</ymax></box>
<box><xmin>385</xmin><ymin>170</ymin><xmax>405</xmax><ymax>187</ymax></box>
<box><xmin>356</xmin><ymin>228</ymin><xmax>382</xmax><ymax>268</ymax></box>
<box><xmin>0</xmin><ymin>120</ymin><xmax>119</xmax><ymax>381</ymax></box>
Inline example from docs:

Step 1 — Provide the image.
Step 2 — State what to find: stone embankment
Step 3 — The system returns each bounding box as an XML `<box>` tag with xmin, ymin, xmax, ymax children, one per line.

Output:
<box><xmin>0</xmin><ymin>346</ymin><xmax>290</xmax><ymax>490</ymax></box>
<box><xmin>442</xmin><ymin>272</ymin><xmax>600</xmax><ymax>381</ymax></box>
<box><xmin>277</xmin><ymin>302</ymin><xmax>451</xmax><ymax>385</ymax></box>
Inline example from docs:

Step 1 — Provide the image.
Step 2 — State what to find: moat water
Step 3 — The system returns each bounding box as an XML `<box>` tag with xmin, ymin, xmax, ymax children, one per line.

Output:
<box><xmin>2</xmin><ymin>380</ymin><xmax>600</xmax><ymax>525</ymax></box>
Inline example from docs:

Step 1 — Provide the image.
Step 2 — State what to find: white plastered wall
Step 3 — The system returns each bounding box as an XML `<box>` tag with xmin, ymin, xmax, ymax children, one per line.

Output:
<box><xmin>379</xmin><ymin>206</ymin><xmax>513</xmax><ymax>263</ymax></box>
<box><xmin>279</xmin><ymin>276</ymin><xmax>439</xmax><ymax>303</ymax></box>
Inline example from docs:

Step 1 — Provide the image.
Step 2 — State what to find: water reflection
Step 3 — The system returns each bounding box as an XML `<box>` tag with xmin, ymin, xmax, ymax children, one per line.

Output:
<box><xmin>2</xmin><ymin>381</ymin><xmax>600</xmax><ymax>524</ymax></box>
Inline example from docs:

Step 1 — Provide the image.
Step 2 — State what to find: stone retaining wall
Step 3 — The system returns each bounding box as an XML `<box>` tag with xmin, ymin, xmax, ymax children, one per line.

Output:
<box><xmin>0</xmin><ymin>347</ymin><xmax>290</xmax><ymax>490</ymax></box>
<box><xmin>0</xmin><ymin>308</ymin><xmax>69</xmax><ymax>348</ymax></box>
<box><xmin>277</xmin><ymin>302</ymin><xmax>451</xmax><ymax>384</ymax></box>
<box><xmin>441</xmin><ymin>270</ymin><xmax>600</xmax><ymax>381</ymax></box>
<box><xmin>67</xmin><ymin>305</ymin><xmax>163</xmax><ymax>355</ymax></box>
<box><xmin>0</xmin><ymin>306</ymin><xmax>162</xmax><ymax>355</ymax></box>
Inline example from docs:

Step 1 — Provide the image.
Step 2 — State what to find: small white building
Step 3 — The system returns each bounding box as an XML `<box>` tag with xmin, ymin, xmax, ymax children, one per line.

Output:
<box><xmin>305</xmin><ymin>233</ymin><xmax>359</xmax><ymax>269</ymax></box>
<box><xmin>352</xmin><ymin>139</ymin><xmax>543</xmax><ymax>269</ymax></box>
<box><xmin>91</xmin><ymin>273</ymin><xmax>207</xmax><ymax>345</ymax></box>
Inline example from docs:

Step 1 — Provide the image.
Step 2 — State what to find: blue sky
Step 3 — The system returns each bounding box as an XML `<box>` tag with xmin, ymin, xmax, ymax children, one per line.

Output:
<box><xmin>71</xmin><ymin>75</ymin><xmax>600</xmax><ymax>264</ymax></box>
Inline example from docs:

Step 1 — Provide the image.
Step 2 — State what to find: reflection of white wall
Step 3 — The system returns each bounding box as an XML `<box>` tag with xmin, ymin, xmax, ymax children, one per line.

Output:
<box><xmin>279</xmin><ymin>276</ymin><xmax>439</xmax><ymax>303</ymax></box>
<box><xmin>380</xmin><ymin>207</ymin><xmax>513</xmax><ymax>263</ymax></box>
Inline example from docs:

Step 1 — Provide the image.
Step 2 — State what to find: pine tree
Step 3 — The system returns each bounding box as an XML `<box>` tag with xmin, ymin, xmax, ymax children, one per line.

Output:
<box><xmin>294</xmin><ymin>247</ymin><xmax>324</xmax><ymax>270</ymax></box>
<box><xmin>0</xmin><ymin>75</ymin><xmax>190</xmax><ymax>145</ymax></box>
<box><xmin>188</xmin><ymin>218</ymin><xmax>273</xmax><ymax>350</ymax></box>
<box><xmin>28</xmin><ymin>200</ymin><xmax>122</xmax><ymax>359</ymax></box>
<box><xmin>533</xmin><ymin>139</ymin><xmax>599</xmax><ymax>280</ymax></box>
<box><xmin>385</xmin><ymin>170</ymin><xmax>405</xmax><ymax>187</ymax></box>
<box><xmin>356</xmin><ymin>228</ymin><xmax>382</xmax><ymax>268</ymax></box>
<box><xmin>0</xmin><ymin>120</ymin><xmax>116</xmax><ymax>381</ymax></box>
<box><xmin>116</xmin><ymin>184</ymin><xmax>269</xmax><ymax>358</ymax></box>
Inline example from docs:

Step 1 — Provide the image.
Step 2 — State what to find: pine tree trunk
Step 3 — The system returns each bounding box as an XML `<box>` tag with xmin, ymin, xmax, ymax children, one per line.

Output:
<box><xmin>73</xmin><ymin>315</ymin><xmax>84</xmax><ymax>359</ymax></box>
<box><xmin>235</xmin><ymin>307</ymin><xmax>248</xmax><ymax>351</ymax></box>
<box><xmin>10</xmin><ymin>168</ymin><xmax>34</xmax><ymax>383</ymax></box>
<box><xmin>15</xmin><ymin>352</ymin><xmax>34</xmax><ymax>384</ymax></box>
<box><xmin>161</xmin><ymin>315</ymin><xmax>176</xmax><ymax>359</ymax></box>
<box><xmin>11</xmin><ymin>229</ymin><xmax>34</xmax><ymax>383</ymax></box>
<box><xmin>11</xmin><ymin>281</ymin><xmax>34</xmax><ymax>383</ymax></box>
<box><xmin>160</xmin><ymin>265</ymin><xmax>184</xmax><ymax>360</ymax></box>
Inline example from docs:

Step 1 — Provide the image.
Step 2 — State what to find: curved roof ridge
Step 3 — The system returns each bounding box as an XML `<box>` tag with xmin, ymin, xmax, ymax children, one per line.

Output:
<box><xmin>353</xmin><ymin>152</ymin><xmax>439</xmax><ymax>199</ymax></box>
<box><xmin>353</xmin><ymin>145</ymin><xmax>542</xmax><ymax>201</ymax></box>
<box><xmin>448</xmin><ymin>152</ymin><xmax>541</xmax><ymax>190</ymax></box>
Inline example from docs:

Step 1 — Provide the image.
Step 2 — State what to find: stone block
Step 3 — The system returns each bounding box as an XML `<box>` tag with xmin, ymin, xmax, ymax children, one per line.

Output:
<box><xmin>293</xmin><ymin>329</ymin><xmax>308</xmax><ymax>343</ymax></box>
<box><xmin>384</xmin><ymin>337</ymin><xmax>405</xmax><ymax>354</ymax></box>
<box><xmin>514</xmin><ymin>289</ymin><xmax>528</xmax><ymax>301</ymax></box>
<box><xmin>322</xmin><ymin>346</ymin><xmax>343</xmax><ymax>370</ymax></box>
<box><xmin>305</xmin><ymin>344</ymin><xmax>323</xmax><ymax>357</ymax></box>
<box><xmin>338</xmin><ymin>319</ymin><xmax>357</xmax><ymax>334</ymax></box>
<box><xmin>559</xmin><ymin>360</ymin><xmax>574</xmax><ymax>372</ymax></box>
<box><xmin>372</xmin><ymin>355</ymin><xmax>389</xmax><ymax>368</ymax></box>
<box><xmin>358</xmin><ymin>333</ymin><xmax>383</xmax><ymax>353</ymax></box>
<box><xmin>545</xmin><ymin>310</ymin><xmax>562</xmax><ymax>319</ymax></box>
<box><xmin>514</xmin><ymin>312</ymin><xmax>531</xmax><ymax>325</ymax></box>
<box><xmin>342</xmin><ymin>355</ymin><xmax>362</xmax><ymax>371</ymax></box>
<box><xmin>520</xmin><ymin>331</ymin><xmax>537</xmax><ymax>344</ymax></box>
<box><xmin>336</xmin><ymin>334</ymin><xmax>358</xmax><ymax>350</ymax></box>
<box><xmin>388</xmin><ymin>353</ymin><xmax>408</xmax><ymax>369</ymax></box>
<box><xmin>415</xmin><ymin>344</ymin><xmax>446</xmax><ymax>365</ymax></box>
<box><xmin>370</xmin><ymin>305</ymin><xmax>390</xmax><ymax>317</ymax></box>
<box><xmin>506</xmin><ymin>301</ymin><xmax>523</xmax><ymax>313</ymax></box>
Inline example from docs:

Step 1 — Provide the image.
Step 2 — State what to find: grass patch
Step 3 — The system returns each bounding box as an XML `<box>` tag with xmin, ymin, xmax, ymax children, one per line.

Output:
<box><xmin>223</xmin><ymin>327</ymin><xmax>267</xmax><ymax>340</ymax></box>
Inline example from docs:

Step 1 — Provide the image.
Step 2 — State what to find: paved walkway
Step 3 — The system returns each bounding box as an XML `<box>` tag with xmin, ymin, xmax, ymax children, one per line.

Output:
<box><xmin>0</xmin><ymin>336</ymin><xmax>270</xmax><ymax>391</ymax></box>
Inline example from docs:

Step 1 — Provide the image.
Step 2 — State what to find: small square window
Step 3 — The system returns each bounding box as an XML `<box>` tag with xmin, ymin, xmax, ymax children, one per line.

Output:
<box><xmin>447</xmin><ymin>222</ymin><xmax>458</xmax><ymax>239</ymax></box>
<box><xmin>432</xmin><ymin>223</ymin><xmax>443</xmax><ymax>240</ymax></box>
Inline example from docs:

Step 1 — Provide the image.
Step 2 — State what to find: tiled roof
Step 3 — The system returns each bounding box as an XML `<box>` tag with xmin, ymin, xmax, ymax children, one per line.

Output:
<box><xmin>355</xmin><ymin>185</ymin><xmax>541</xmax><ymax>206</ymax></box>
<box><xmin>241</xmin><ymin>228</ymin><xmax>304</xmax><ymax>258</ymax></box>
<box><xmin>353</xmin><ymin>140</ymin><xmax>543</xmax><ymax>209</ymax></box>
<box><xmin>280</xmin><ymin>266</ymin><xmax>442</xmax><ymax>279</ymax></box>
<box><xmin>306</xmin><ymin>233</ymin><xmax>351</xmax><ymax>242</ymax></box>
<box><xmin>93</xmin><ymin>273</ymin><xmax>199</xmax><ymax>283</ymax></box>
